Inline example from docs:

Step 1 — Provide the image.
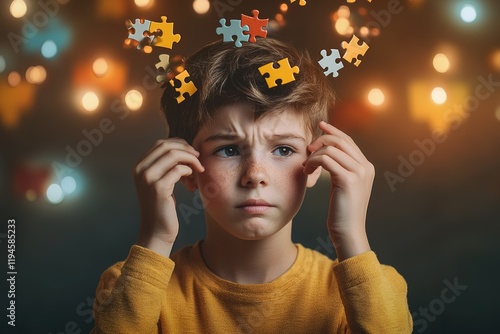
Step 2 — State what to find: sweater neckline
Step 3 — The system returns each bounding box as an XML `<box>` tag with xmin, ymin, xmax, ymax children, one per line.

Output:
<box><xmin>188</xmin><ymin>241</ymin><xmax>313</xmax><ymax>301</ymax></box>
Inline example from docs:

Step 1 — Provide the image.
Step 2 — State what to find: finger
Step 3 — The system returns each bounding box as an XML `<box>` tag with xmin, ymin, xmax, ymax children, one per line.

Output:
<box><xmin>304</xmin><ymin>145</ymin><xmax>360</xmax><ymax>174</ymax></box>
<box><xmin>309</xmin><ymin>121</ymin><xmax>364</xmax><ymax>156</ymax></box>
<box><xmin>136</xmin><ymin>139</ymin><xmax>199</xmax><ymax>173</ymax></box>
<box><xmin>303</xmin><ymin>154</ymin><xmax>350</xmax><ymax>183</ymax></box>
<box><xmin>136</xmin><ymin>150</ymin><xmax>204</xmax><ymax>184</ymax></box>
<box><xmin>308</xmin><ymin>134</ymin><xmax>367</xmax><ymax>166</ymax></box>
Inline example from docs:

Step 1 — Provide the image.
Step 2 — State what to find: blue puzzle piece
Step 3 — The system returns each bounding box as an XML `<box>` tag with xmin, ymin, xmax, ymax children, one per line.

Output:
<box><xmin>127</xmin><ymin>18</ymin><xmax>154</xmax><ymax>44</ymax></box>
<box><xmin>318</xmin><ymin>49</ymin><xmax>344</xmax><ymax>77</ymax></box>
<box><xmin>215</xmin><ymin>19</ymin><xmax>249</xmax><ymax>48</ymax></box>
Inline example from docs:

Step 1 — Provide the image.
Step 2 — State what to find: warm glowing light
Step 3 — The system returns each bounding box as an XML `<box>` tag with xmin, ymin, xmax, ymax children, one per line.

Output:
<box><xmin>495</xmin><ymin>106</ymin><xmax>500</xmax><ymax>122</ymax></box>
<box><xmin>337</xmin><ymin>5</ymin><xmax>350</xmax><ymax>18</ymax></box>
<box><xmin>61</xmin><ymin>176</ymin><xmax>77</xmax><ymax>194</ymax></box>
<box><xmin>47</xmin><ymin>184</ymin><xmax>64</xmax><ymax>204</ymax></box>
<box><xmin>193</xmin><ymin>0</ymin><xmax>210</xmax><ymax>14</ymax></box>
<box><xmin>359</xmin><ymin>26</ymin><xmax>370</xmax><ymax>37</ymax></box>
<box><xmin>10</xmin><ymin>0</ymin><xmax>27</xmax><ymax>18</ymax></box>
<box><xmin>81</xmin><ymin>91</ymin><xmax>99</xmax><ymax>112</ymax></box>
<box><xmin>431</xmin><ymin>87</ymin><xmax>447</xmax><ymax>105</ymax></box>
<box><xmin>368</xmin><ymin>88</ymin><xmax>385</xmax><ymax>106</ymax></box>
<box><xmin>26</xmin><ymin>66</ymin><xmax>47</xmax><ymax>84</ymax></box>
<box><xmin>490</xmin><ymin>49</ymin><xmax>500</xmax><ymax>71</ymax></box>
<box><xmin>433</xmin><ymin>53</ymin><xmax>450</xmax><ymax>73</ymax></box>
<box><xmin>25</xmin><ymin>189</ymin><xmax>37</xmax><ymax>201</ymax></box>
<box><xmin>92</xmin><ymin>58</ymin><xmax>109</xmax><ymax>77</ymax></box>
<box><xmin>335</xmin><ymin>17</ymin><xmax>351</xmax><ymax>35</ymax></box>
<box><xmin>0</xmin><ymin>56</ymin><xmax>6</xmax><ymax>73</ymax></box>
<box><xmin>134</xmin><ymin>0</ymin><xmax>151</xmax><ymax>8</ymax></box>
<box><xmin>280</xmin><ymin>3</ymin><xmax>288</xmax><ymax>12</ymax></box>
<box><xmin>8</xmin><ymin>71</ymin><xmax>21</xmax><ymax>87</ymax></box>
<box><xmin>460</xmin><ymin>5</ymin><xmax>477</xmax><ymax>23</ymax></box>
<box><xmin>125</xmin><ymin>89</ymin><xmax>143</xmax><ymax>111</ymax></box>
<box><xmin>41</xmin><ymin>40</ymin><xmax>58</xmax><ymax>58</ymax></box>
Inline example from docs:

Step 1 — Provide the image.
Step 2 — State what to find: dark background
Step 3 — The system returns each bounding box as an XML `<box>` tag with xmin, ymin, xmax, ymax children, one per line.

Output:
<box><xmin>1</xmin><ymin>0</ymin><xmax>499</xmax><ymax>333</ymax></box>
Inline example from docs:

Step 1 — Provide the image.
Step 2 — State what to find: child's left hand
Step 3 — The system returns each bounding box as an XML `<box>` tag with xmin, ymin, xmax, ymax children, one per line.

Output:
<box><xmin>303</xmin><ymin>121</ymin><xmax>374</xmax><ymax>261</ymax></box>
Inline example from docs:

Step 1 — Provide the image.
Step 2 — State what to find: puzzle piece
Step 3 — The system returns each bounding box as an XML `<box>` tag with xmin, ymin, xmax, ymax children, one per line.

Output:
<box><xmin>155</xmin><ymin>54</ymin><xmax>170</xmax><ymax>85</ymax></box>
<box><xmin>241</xmin><ymin>9</ymin><xmax>268</xmax><ymax>43</ymax></box>
<box><xmin>341</xmin><ymin>34</ymin><xmax>369</xmax><ymax>67</ymax></box>
<box><xmin>149</xmin><ymin>16</ymin><xmax>181</xmax><ymax>49</ymax></box>
<box><xmin>216</xmin><ymin>19</ymin><xmax>249</xmax><ymax>48</ymax></box>
<box><xmin>169</xmin><ymin>70</ymin><xmax>197</xmax><ymax>104</ymax></box>
<box><xmin>258</xmin><ymin>57</ymin><xmax>300</xmax><ymax>88</ymax></box>
<box><xmin>126</xmin><ymin>18</ymin><xmax>155</xmax><ymax>49</ymax></box>
<box><xmin>318</xmin><ymin>49</ymin><xmax>344</xmax><ymax>77</ymax></box>
<box><xmin>290</xmin><ymin>0</ymin><xmax>307</xmax><ymax>6</ymax></box>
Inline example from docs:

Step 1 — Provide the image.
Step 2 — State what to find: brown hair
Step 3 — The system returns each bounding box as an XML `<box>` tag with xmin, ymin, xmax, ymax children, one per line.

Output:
<box><xmin>161</xmin><ymin>38</ymin><xmax>335</xmax><ymax>144</ymax></box>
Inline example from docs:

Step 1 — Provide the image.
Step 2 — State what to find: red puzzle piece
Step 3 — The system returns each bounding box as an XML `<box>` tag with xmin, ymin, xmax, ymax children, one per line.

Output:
<box><xmin>241</xmin><ymin>9</ymin><xmax>268</xmax><ymax>43</ymax></box>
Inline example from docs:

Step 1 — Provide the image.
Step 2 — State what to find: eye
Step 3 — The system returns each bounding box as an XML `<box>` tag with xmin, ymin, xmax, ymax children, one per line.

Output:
<box><xmin>214</xmin><ymin>146</ymin><xmax>240</xmax><ymax>157</ymax></box>
<box><xmin>272</xmin><ymin>146</ymin><xmax>295</xmax><ymax>157</ymax></box>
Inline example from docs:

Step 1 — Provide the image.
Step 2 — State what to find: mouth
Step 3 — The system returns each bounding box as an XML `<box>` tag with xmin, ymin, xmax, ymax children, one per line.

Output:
<box><xmin>236</xmin><ymin>199</ymin><xmax>274</xmax><ymax>213</ymax></box>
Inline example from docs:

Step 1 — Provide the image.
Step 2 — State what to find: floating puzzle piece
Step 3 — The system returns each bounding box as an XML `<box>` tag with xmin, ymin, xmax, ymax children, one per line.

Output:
<box><xmin>155</xmin><ymin>54</ymin><xmax>170</xmax><ymax>85</ymax></box>
<box><xmin>290</xmin><ymin>0</ymin><xmax>307</xmax><ymax>6</ymax></box>
<box><xmin>258</xmin><ymin>57</ymin><xmax>300</xmax><ymax>88</ymax></box>
<box><xmin>216</xmin><ymin>19</ymin><xmax>249</xmax><ymax>48</ymax></box>
<box><xmin>241</xmin><ymin>9</ymin><xmax>268</xmax><ymax>43</ymax></box>
<box><xmin>318</xmin><ymin>49</ymin><xmax>344</xmax><ymax>77</ymax></box>
<box><xmin>149</xmin><ymin>16</ymin><xmax>181</xmax><ymax>49</ymax></box>
<box><xmin>126</xmin><ymin>18</ymin><xmax>155</xmax><ymax>48</ymax></box>
<box><xmin>341</xmin><ymin>34</ymin><xmax>369</xmax><ymax>67</ymax></box>
<box><xmin>169</xmin><ymin>70</ymin><xmax>197</xmax><ymax>104</ymax></box>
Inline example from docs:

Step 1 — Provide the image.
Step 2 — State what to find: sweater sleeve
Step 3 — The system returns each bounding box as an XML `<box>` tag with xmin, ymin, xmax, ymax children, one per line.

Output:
<box><xmin>91</xmin><ymin>245</ymin><xmax>175</xmax><ymax>334</ymax></box>
<box><xmin>332</xmin><ymin>251</ymin><xmax>413</xmax><ymax>334</ymax></box>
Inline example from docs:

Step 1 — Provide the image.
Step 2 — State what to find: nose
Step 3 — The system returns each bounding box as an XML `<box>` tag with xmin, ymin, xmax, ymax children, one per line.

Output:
<box><xmin>240</xmin><ymin>155</ymin><xmax>269</xmax><ymax>188</ymax></box>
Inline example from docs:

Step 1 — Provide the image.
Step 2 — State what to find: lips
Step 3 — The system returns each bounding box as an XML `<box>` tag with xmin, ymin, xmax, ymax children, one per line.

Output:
<box><xmin>236</xmin><ymin>199</ymin><xmax>274</xmax><ymax>213</ymax></box>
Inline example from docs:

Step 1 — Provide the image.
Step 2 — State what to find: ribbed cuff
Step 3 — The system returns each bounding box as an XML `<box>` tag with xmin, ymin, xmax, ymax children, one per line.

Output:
<box><xmin>121</xmin><ymin>245</ymin><xmax>175</xmax><ymax>289</ymax></box>
<box><xmin>332</xmin><ymin>251</ymin><xmax>383</xmax><ymax>288</ymax></box>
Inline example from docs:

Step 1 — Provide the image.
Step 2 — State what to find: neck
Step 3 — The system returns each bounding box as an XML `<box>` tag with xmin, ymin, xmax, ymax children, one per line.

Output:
<box><xmin>200</xmin><ymin>218</ymin><xmax>297</xmax><ymax>284</ymax></box>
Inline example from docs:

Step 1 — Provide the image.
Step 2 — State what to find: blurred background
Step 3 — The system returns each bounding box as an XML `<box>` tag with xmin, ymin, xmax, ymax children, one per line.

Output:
<box><xmin>1</xmin><ymin>0</ymin><xmax>499</xmax><ymax>333</ymax></box>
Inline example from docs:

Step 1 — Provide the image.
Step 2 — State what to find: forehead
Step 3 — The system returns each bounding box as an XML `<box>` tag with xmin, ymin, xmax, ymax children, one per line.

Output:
<box><xmin>193</xmin><ymin>104</ymin><xmax>311</xmax><ymax>145</ymax></box>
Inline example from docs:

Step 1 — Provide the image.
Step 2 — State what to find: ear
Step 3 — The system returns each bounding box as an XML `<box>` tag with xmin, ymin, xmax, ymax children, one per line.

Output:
<box><xmin>180</xmin><ymin>172</ymin><xmax>198</xmax><ymax>192</ymax></box>
<box><xmin>306</xmin><ymin>166</ymin><xmax>323</xmax><ymax>188</ymax></box>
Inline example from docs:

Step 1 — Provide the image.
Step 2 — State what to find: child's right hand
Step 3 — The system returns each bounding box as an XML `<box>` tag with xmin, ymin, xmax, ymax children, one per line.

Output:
<box><xmin>133</xmin><ymin>138</ymin><xmax>205</xmax><ymax>258</ymax></box>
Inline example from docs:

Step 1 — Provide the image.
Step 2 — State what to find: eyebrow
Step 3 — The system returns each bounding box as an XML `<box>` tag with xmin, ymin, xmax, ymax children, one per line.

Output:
<box><xmin>203</xmin><ymin>133</ymin><xmax>306</xmax><ymax>143</ymax></box>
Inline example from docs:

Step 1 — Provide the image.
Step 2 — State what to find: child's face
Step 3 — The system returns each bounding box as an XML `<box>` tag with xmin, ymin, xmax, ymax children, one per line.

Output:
<box><xmin>191</xmin><ymin>104</ymin><xmax>317</xmax><ymax>241</ymax></box>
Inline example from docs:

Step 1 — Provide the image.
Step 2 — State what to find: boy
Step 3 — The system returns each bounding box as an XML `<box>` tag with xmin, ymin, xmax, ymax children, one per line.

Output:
<box><xmin>92</xmin><ymin>38</ymin><xmax>412</xmax><ymax>333</ymax></box>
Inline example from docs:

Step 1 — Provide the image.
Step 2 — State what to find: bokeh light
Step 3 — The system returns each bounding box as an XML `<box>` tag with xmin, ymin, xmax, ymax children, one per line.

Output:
<box><xmin>25</xmin><ymin>189</ymin><xmax>37</xmax><ymax>201</ymax></box>
<box><xmin>460</xmin><ymin>4</ymin><xmax>477</xmax><ymax>23</ymax></box>
<box><xmin>431</xmin><ymin>87</ymin><xmax>447</xmax><ymax>104</ymax></box>
<box><xmin>193</xmin><ymin>0</ymin><xmax>210</xmax><ymax>14</ymax></box>
<box><xmin>337</xmin><ymin>5</ymin><xmax>350</xmax><ymax>18</ymax></box>
<box><xmin>10</xmin><ymin>0</ymin><xmax>27</xmax><ymax>18</ymax></box>
<box><xmin>280</xmin><ymin>3</ymin><xmax>288</xmax><ymax>12</ymax></box>
<box><xmin>496</xmin><ymin>106</ymin><xmax>500</xmax><ymax>122</ymax></box>
<box><xmin>81</xmin><ymin>91</ymin><xmax>99</xmax><ymax>112</ymax></box>
<box><xmin>0</xmin><ymin>56</ymin><xmax>6</xmax><ymax>73</ymax></box>
<box><xmin>125</xmin><ymin>89</ymin><xmax>144</xmax><ymax>111</ymax></box>
<box><xmin>92</xmin><ymin>58</ymin><xmax>109</xmax><ymax>77</ymax></box>
<box><xmin>368</xmin><ymin>88</ymin><xmax>385</xmax><ymax>106</ymax></box>
<box><xmin>61</xmin><ymin>176</ymin><xmax>77</xmax><ymax>194</ymax></box>
<box><xmin>46</xmin><ymin>183</ymin><xmax>64</xmax><ymax>204</ymax></box>
<box><xmin>335</xmin><ymin>17</ymin><xmax>351</xmax><ymax>35</ymax></box>
<box><xmin>8</xmin><ymin>71</ymin><xmax>22</xmax><ymax>87</ymax></box>
<box><xmin>490</xmin><ymin>49</ymin><xmax>500</xmax><ymax>71</ymax></box>
<box><xmin>134</xmin><ymin>0</ymin><xmax>152</xmax><ymax>8</ymax></box>
<box><xmin>433</xmin><ymin>53</ymin><xmax>450</xmax><ymax>73</ymax></box>
<box><xmin>26</xmin><ymin>66</ymin><xmax>47</xmax><ymax>84</ymax></box>
<box><xmin>41</xmin><ymin>40</ymin><xmax>58</xmax><ymax>58</ymax></box>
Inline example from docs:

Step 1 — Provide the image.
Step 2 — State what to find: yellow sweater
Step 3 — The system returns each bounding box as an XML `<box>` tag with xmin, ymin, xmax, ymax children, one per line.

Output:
<box><xmin>92</xmin><ymin>243</ymin><xmax>412</xmax><ymax>333</ymax></box>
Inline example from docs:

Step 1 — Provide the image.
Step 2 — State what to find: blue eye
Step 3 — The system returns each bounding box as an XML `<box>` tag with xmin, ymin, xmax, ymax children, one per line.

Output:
<box><xmin>215</xmin><ymin>146</ymin><xmax>239</xmax><ymax>157</ymax></box>
<box><xmin>272</xmin><ymin>146</ymin><xmax>295</xmax><ymax>157</ymax></box>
